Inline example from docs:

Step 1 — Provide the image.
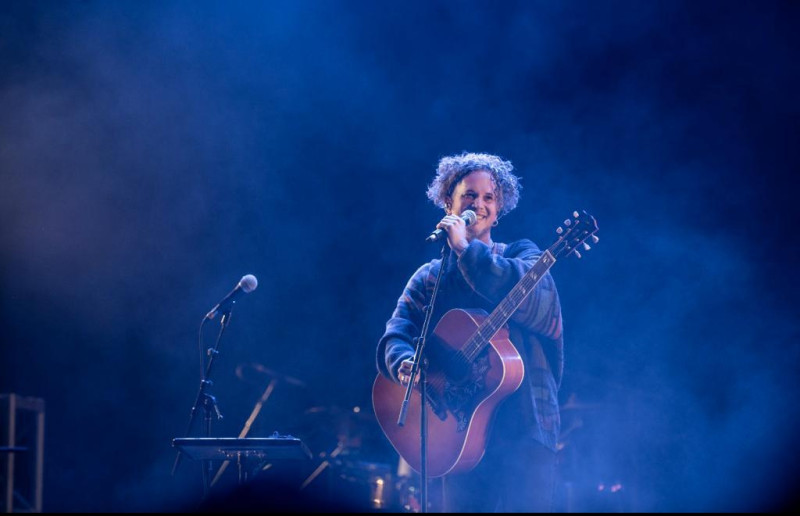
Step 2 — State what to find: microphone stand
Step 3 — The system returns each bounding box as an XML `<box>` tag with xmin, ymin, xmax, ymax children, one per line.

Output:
<box><xmin>172</xmin><ymin>307</ymin><xmax>234</xmax><ymax>499</ymax></box>
<box><xmin>397</xmin><ymin>243</ymin><xmax>450</xmax><ymax>513</ymax></box>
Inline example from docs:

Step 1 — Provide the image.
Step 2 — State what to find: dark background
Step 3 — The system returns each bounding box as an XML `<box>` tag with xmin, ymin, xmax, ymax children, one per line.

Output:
<box><xmin>1</xmin><ymin>0</ymin><xmax>798</xmax><ymax>512</ymax></box>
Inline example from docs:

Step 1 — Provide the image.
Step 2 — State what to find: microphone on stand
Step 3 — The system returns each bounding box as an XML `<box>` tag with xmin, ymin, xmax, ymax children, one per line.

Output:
<box><xmin>205</xmin><ymin>274</ymin><xmax>258</xmax><ymax>320</ymax></box>
<box><xmin>425</xmin><ymin>210</ymin><xmax>477</xmax><ymax>243</ymax></box>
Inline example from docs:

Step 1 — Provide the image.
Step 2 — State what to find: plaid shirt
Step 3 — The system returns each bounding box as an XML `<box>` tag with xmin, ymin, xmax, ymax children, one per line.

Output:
<box><xmin>376</xmin><ymin>238</ymin><xmax>564</xmax><ymax>452</ymax></box>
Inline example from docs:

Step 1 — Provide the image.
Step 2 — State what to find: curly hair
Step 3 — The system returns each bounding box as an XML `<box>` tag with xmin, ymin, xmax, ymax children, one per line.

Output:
<box><xmin>426</xmin><ymin>151</ymin><xmax>522</xmax><ymax>218</ymax></box>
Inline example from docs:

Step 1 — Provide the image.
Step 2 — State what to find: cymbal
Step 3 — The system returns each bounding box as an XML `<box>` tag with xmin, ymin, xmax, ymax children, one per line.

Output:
<box><xmin>299</xmin><ymin>405</ymin><xmax>380</xmax><ymax>452</ymax></box>
<box><xmin>235</xmin><ymin>362</ymin><xmax>307</xmax><ymax>387</ymax></box>
<box><xmin>304</xmin><ymin>405</ymin><xmax>376</xmax><ymax>422</ymax></box>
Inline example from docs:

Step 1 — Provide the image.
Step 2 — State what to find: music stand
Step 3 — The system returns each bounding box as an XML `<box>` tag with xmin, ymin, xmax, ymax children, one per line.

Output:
<box><xmin>172</xmin><ymin>436</ymin><xmax>312</xmax><ymax>485</ymax></box>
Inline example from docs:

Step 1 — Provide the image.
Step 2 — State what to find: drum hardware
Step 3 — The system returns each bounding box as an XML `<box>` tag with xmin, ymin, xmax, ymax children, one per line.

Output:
<box><xmin>332</xmin><ymin>459</ymin><xmax>395</xmax><ymax>511</ymax></box>
<box><xmin>299</xmin><ymin>440</ymin><xmax>347</xmax><ymax>491</ymax></box>
<box><xmin>207</xmin><ymin>364</ymin><xmax>310</xmax><ymax>487</ymax></box>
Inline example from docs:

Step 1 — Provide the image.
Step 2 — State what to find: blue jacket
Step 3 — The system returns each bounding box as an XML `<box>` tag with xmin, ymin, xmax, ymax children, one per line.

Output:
<box><xmin>376</xmin><ymin>238</ymin><xmax>564</xmax><ymax>451</ymax></box>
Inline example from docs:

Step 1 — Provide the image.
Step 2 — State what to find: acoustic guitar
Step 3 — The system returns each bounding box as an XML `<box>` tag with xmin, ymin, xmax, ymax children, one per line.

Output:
<box><xmin>372</xmin><ymin>210</ymin><xmax>598</xmax><ymax>477</ymax></box>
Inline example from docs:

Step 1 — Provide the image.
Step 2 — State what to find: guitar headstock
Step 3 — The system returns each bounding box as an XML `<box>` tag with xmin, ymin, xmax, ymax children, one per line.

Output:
<box><xmin>547</xmin><ymin>210</ymin><xmax>599</xmax><ymax>260</ymax></box>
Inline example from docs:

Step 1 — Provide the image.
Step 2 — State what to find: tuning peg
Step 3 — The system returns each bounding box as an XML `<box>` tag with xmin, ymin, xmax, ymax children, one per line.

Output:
<box><xmin>573</xmin><ymin>210</ymin><xmax>579</xmax><ymax>218</ymax></box>
<box><xmin>556</xmin><ymin>226</ymin><xmax>563</xmax><ymax>235</ymax></box>
<box><xmin>582</xmin><ymin>242</ymin><xmax>591</xmax><ymax>251</ymax></box>
<box><xmin>591</xmin><ymin>235</ymin><xmax>599</xmax><ymax>244</ymax></box>
<box><xmin>564</xmin><ymin>219</ymin><xmax>572</xmax><ymax>226</ymax></box>
<box><xmin>573</xmin><ymin>249</ymin><xmax>582</xmax><ymax>259</ymax></box>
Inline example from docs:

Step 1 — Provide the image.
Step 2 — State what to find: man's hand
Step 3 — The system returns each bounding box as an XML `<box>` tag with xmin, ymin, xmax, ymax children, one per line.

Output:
<box><xmin>397</xmin><ymin>358</ymin><xmax>421</xmax><ymax>386</ymax></box>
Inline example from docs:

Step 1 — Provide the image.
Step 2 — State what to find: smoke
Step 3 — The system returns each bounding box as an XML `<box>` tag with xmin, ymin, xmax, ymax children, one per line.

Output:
<box><xmin>1</xmin><ymin>0</ymin><xmax>797</xmax><ymax>511</ymax></box>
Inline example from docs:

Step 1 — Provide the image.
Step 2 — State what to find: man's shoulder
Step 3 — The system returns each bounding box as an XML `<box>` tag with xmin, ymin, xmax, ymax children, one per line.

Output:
<box><xmin>407</xmin><ymin>258</ymin><xmax>440</xmax><ymax>284</ymax></box>
<box><xmin>503</xmin><ymin>238</ymin><xmax>541</xmax><ymax>257</ymax></box>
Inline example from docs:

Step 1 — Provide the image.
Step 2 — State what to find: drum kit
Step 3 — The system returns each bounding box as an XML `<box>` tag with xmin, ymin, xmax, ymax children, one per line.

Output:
<box><xmin>294</xmin><ymin>404</ymin><xmax>419</xmax><ymax>512</ymax></box>
<box><xmin>224</xmin><ymin>362</ymin><xmax>419</xmax><ymax>512</ymax></box>
<box><xmin>220</xmin><ymin>363</ymin><xmax>613</xmax><ymax>512</ymax></box>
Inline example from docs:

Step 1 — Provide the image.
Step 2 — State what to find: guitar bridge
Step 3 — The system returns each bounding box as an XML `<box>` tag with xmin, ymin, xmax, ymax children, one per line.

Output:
<box><xmin>425</xmin><ymin>391</ymin><xmax>449</xmax><ymax>422</ymax></box>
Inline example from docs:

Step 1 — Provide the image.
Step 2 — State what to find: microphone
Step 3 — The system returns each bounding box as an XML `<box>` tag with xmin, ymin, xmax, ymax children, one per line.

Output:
<box><xmin>425</xmin><ymin>210</ymin><xmax>477</xmax><ymax>243</ymax></box>
<box><xmin>205</xmin><ymin>274</ymin><xmax>258</xmax><ymax>320</ymax></box>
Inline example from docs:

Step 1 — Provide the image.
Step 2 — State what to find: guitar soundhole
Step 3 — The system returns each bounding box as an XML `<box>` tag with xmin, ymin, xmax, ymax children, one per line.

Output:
<box><xmin>426</xmin><ymin>337</ymin><xmax>471</xmax><ymax>381</ymax></box>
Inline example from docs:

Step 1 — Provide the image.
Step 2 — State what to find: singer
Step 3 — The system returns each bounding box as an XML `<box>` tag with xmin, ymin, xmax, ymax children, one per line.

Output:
<box><xmin>375</xmin><ymin>152</ymin><xmax>564</xmax><ymax>512</ymax></box>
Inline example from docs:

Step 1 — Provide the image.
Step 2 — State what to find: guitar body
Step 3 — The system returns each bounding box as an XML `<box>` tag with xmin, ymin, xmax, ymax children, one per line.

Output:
<box><xmin>372</xmin><ymin>308</ymin><xmax>524</xmax><ymax>477</ymax></box>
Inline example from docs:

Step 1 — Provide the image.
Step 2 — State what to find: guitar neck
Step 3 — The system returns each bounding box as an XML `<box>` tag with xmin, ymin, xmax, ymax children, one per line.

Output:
<box><xmin>462</xmin><ymin>250</ymin><xmax>556</xmax><ymax>362</ymax></box>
